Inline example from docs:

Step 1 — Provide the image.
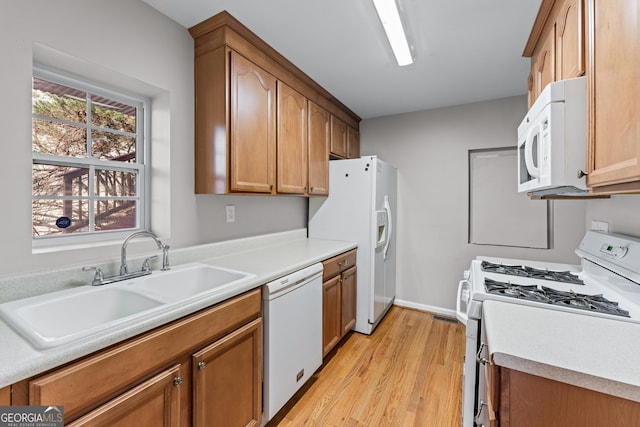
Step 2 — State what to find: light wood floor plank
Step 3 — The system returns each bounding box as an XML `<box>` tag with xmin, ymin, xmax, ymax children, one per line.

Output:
<box><xmin>268</xmin><ymin>306</ymin><xmax>465</xmax><ymax>427</ymax></box>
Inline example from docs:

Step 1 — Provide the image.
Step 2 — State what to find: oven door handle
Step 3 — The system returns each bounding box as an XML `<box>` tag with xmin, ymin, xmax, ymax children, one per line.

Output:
<box><xmin>456</xmin><ymin>279</ymin><xmax>470</xmax><ymax>325</ymax></box>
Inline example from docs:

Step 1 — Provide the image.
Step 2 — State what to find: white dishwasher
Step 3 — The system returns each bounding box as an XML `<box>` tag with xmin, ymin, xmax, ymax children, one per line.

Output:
<box><xmin>263</xmin><ymin>262</ymin><xmax>323</xmax><ymax>422</ymax></box>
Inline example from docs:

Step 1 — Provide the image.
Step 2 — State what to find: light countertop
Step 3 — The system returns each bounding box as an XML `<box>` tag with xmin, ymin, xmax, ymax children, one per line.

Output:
<box><xmin>483</xmin><ymin>299</ymin><xmax>640</xmax><ymax>402</ymax></box>
<box><xmin>0</xmin><ymin>231</ymin><xmax>356</xmax><ymax>388</ymax></box>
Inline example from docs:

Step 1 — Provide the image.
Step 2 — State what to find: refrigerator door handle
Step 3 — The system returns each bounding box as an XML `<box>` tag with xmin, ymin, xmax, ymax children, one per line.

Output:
<box><xmin>383</xmin><ymin>195</ymin><xmax>392</xmax><ymax>259</ymax></box>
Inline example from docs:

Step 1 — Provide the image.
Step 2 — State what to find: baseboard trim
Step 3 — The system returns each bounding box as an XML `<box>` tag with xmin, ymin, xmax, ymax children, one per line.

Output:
<box><xmin>393</xmin><ymin>299</ymin><xmax>456</xmax><ymax>318</ymax></box>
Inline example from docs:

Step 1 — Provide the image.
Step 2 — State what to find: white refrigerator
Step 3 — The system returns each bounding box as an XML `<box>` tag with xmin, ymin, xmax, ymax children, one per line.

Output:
<box><xmin>308</xmin><ymin>156</ymin><xmax>397</xmax><ymax>335</ymax></box>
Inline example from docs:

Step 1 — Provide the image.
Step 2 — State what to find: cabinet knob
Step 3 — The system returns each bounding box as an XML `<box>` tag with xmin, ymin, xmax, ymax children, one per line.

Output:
<box><xmin>173</xmin><ymin>377</ymin><xmax>183</xmax><ymax>387</ymax></box>
<box><xmin>310</xmin><ymin>186</ymin><xmax>314</xmax><ymax>192</ymax></box>
<box><xmin>198</xmin><ymin>361</ymin><xmax>207</xmax><ymax>371</ymax></box>
<box><xmin>577</xmin><ymin>169</ymin><xmax>588</xmax><ymax>179</ymax></box>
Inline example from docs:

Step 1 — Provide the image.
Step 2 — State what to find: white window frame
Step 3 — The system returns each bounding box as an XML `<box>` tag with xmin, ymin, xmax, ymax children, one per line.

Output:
<box><xmin>32</xmin><ymin>64</ymin><xmax>150</xmax><ymax>248</ymax></box>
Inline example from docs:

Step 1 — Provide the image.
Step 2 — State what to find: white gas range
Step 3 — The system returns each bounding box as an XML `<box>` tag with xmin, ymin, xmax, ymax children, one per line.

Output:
<box><xmin>456</xmin><ymin>230</ymin><xmax>640</xmax><ymax>426</ymax></box>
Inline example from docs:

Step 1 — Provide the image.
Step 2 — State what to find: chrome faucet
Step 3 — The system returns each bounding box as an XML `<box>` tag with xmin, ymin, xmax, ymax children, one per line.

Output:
<box><xmin>120</xmin><ymin>231</ymin><xmax>170</xmax><ymax>275</ymax></box>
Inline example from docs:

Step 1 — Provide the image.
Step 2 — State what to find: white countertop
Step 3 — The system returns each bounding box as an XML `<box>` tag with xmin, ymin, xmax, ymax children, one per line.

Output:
<box><xmin>483</xmin><ymin>299</ymin><xmax>640</xmax><ymax>402</ymax></box>
<box><xmin>0</xmin><ymin>232</ymin><xmax>356</xmax><ymax>388</ymax></box>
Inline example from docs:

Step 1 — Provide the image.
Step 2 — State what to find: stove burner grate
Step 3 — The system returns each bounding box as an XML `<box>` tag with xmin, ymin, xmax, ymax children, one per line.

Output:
<box><xmin>481</xmin><ymin>261</ymin><xmax>584</xmax><ymax>285</ymax></box>
<box><xmin>484</xmin><ymin>279</ymin><xmax>630</xmax><ymax>318</ymax></box>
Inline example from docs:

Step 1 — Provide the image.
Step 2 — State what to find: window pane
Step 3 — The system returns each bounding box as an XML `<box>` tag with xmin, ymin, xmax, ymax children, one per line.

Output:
<box><xmin>33</xmin><ymin>164</ymin><xmax>89</xmax><ymax>197</ymax></box>
<box><xmin>32</xmin><ymin>78</ymin><xmax>86</xmax><ymax>124</ymax></box>
<box><xmin>92</xmin><ymin>130</ymin><xmax>136</xmax><ymax>161</ymax></box>
<box><xmin>95</xmin><ymin>169</ymin><xmax>137</xmax><ymax>197</ymax></box>
<box><xmin>91</xmin><ymin>95</ymin><xmax>136</xmax><ymax>132</ymax></box>
<box><xmin>33</xmin><ymin>199</ymin><xmax>89</xmax><ymax>237</ymax></box>
<box><xmin>95</xmin><ymin>201</ymin><xmax>136</xmax><ymax>231</ymax></box>
<box><xmin>33</xmin><ymin>118</ymin><xmax>87</xmax><ymax>156</ymax></box>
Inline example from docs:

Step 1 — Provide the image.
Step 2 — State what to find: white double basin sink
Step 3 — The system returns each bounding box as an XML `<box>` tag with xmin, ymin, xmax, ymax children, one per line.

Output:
<box><xmin>0</xmin><ymin>263</ymin><xmax>256</xmax><ymax>350</ymax></box>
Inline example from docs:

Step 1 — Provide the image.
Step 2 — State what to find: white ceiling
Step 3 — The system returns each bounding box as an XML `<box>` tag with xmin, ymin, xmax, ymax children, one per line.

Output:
<box><xmin>142</xmin><ymin>0</ymin><xmax>542</xmax><ymax>120</ymax></box>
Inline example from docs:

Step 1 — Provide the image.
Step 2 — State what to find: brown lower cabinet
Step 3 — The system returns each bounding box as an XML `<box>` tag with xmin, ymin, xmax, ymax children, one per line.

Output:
<box><xmin>10</xmin><ymin>288</ymin><xmax>262</xmax><ymax>427</ymax></box>
<box><xmin>490</xmin><ymin>364</ymin><xmax>640</xmax><ymax>426</ymax></box>
<box><xmin>0</xmin><ymin>385</ymin><xmax>9</xmax><ymax>405</ymax></box>
<box><xmin>322</xmin><ymin>249</ymin><xmax>357</xmax><ymax>357</ymax></box>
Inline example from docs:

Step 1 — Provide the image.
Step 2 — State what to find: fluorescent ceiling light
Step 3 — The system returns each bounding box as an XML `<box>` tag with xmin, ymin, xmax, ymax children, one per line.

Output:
<box><xmin>372</xmin><ymin>0</ymin><xmax>413</xmax><ymax>66</ymax></box>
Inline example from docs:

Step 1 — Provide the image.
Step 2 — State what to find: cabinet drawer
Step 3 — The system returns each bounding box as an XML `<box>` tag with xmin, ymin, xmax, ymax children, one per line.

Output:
<box><xmin>322</xmin><ymin>249</ymin><xmax>356</xmax><ymax>280</ymax></box>
<box><xmin>29</xmin><ymin>288</ymin><xmax>261</xmax><ymax>421</ymax></box>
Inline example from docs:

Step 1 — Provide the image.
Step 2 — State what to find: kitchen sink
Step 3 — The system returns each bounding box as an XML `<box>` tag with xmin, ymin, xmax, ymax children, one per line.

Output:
<box><xmin>0</xmin><ymin>285</ymin><xmax>166</xmax><ymax>349</ymax></box>
<box><xmin>137</xmin><ymin>263</ymin><xmax>256</xmax><ymax>302</ymax></box>
<box><xmin>0</xmin><ymin>263</ymin><xmax>256</xmax><ymax>350</ymax></box>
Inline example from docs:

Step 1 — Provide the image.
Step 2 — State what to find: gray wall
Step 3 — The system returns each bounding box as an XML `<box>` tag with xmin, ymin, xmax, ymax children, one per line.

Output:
<box><xmin>0</xmin><ymin>0</ymin><xmax>306</xmax><ymax>276</ymax></box>
<box><xmin>586</xmin><ymin>196</ymin><xmax>640</xmax><ymax>236</ymax></box>
<box><xmin>360</xmin><ymin>96</ymin><xmax>587</xmax><ymax>312</ymax></box>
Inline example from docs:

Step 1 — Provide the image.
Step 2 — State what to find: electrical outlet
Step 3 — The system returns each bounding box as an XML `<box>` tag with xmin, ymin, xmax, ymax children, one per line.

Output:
<box><xmin>226</xmin><ymin>205</ymin><xmax>236</xmax><ymax>223</ymax></box>
<box><xmin>591</xmin><ymin>220</ymin><xmax>609</xmax><ymax>232</ymax></box>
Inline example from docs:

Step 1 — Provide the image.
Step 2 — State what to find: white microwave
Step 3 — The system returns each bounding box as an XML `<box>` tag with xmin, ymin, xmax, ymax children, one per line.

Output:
<box><xmin>517</xmin><ymin>77</ymin><xmax>587</xmax><ymax>194</ymax></box>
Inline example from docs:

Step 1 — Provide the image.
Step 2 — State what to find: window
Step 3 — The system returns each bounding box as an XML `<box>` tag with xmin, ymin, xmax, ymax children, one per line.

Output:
<box><xmin>32</xmin><ymin>65</ymin><xmax>148</xmax><ymax>245</ymax></box>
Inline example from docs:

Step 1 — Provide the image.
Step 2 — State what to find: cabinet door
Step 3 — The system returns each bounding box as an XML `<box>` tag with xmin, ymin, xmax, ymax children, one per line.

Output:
<box><xmin>556</xmin><ymin>0</ymin><xmax>585</xmax><ymax>80</ymax></box>
<box><xmin>341</xmin><ymin>266</ymin><xmax>357</xmax><ymax>336</ymax></box>
<box><xmin>330</xmin><ymin>115</ymin><xmax>348</xmax><ymax>158</ymax></box>
<box><xmin>277</xmin><ymin>81</ymin><xmax>308</xmax><ymax>194</ymax></box>
<box><xmin>347</xmin><ymin>126</ymin><xmax>360</xmax><ymax>159</ymax></box>
<box><xmin>0</xmin><ymin>386</ymin><xmax>9</xmax><ymax>405</ymax></box>
<box><xmin>533</xmin><ymin>27</ymin><xmax>555</xmax><ymax>99</ymax></box>
<box><xmin>68</xmin><ymin>365</ymin><xmax>183</xmax><ymax>427</ymax></box>
<box><xmin>230</xmin><ymin>51</ymin><xmax>277</xmax><ymax>193</ymax></box>
<box><xmin>586</xmin><ymin>0</ymin><xmax>640</xmax><ymax>192</ymax></box>
<box><xmin>322</xmin><ymin>275</ymin><xmax>342</xmax><ymax>357</ymax></box>
<box><xmin>193</xmin><ymin>318</ymin><xmax>262</xmax><ymax>427</ymax></box>
<box><xmin>308</xmin><ymin>101</ymin><xmax>330</xmax><ymax>195</ymax></box>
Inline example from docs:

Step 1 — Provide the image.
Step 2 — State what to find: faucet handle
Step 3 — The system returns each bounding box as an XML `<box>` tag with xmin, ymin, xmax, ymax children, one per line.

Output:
<box><xmin>83</xmin><ymin>266</ymin><xmax>104</xmax><ymax>286</ymax></box>
<box><xmin>142</xmin><ymin>255</ymin><xmax>158</xmax><ymax>272</ymax></box>
<box><xmin>161</xmin><ymin>244</ymin><xmax>170</xmax><ymax>271</ymax></box>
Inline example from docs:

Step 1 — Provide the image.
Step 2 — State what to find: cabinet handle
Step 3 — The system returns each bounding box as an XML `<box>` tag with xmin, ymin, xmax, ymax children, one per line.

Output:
<box><xmin>310</xmin><ymin>186</ymin><xmax>314</xmax><ymax>192</ymax></box>
<box><xmin>173</xmin><ymin>377</ymin><xmax>183</xmax><ymax>387</ymax></box>
<box><xmin>304</xmin><ymin>186</ymin><xmax>308</xmax><ymax>192</ymax></box>
<box><xmin>270</xmin><ymin>183</ymin><xmax>274</xmax><ymax>190</ymax></box>
<box><xmin>577</xmin><ymin>169</ymin><xmax>588</xmax><ymax>179</ymax></box>
<box><xmin>198</xmin><ymin>361</ymin><xmax>207</xmax><ymax>371</ymax></box>
<box><xmin>338</xmin><ymin>260</ymin><xmax>348</xmax><ymax>268</ymax></box>
<box><xmin>476</xmin><ymin>342</ymin><xmax>489</xmax><ymax>365</ymax></box>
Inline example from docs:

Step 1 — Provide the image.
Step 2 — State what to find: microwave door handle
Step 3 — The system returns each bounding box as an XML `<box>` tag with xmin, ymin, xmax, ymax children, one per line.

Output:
<box><xmin>524</xmin><ymin>124</ymin><xmax>542</xmax><ymax>178</ymax></box>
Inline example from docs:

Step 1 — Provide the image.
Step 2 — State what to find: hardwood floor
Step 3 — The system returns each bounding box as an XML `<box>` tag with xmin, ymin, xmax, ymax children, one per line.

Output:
<box><xmin>268</xmin><ymin>306</ymin><xmax>465</xmax><ymax>427</ymax></box>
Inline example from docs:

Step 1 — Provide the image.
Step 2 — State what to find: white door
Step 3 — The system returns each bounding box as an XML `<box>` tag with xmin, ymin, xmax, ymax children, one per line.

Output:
<box><xmin>371</xmin><ymin>158</ymin><xmax>397</xmax><ymax>324</ymax></box>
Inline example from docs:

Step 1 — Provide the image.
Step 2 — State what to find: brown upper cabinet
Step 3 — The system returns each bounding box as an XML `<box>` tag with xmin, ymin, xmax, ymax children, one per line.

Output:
<box><xmin>189</xmin><ymin>11</ymin><xmax>361</xmax><ymax>195</ymax></box>
<box><xmin>230</xmin><ymin>52</ymin><xmax>277</xmax><ymax>194</ymax></box>
<box><xmin>584</xmin><ymin>0</ymin><xmax>640</xmax><ymax>193</ymax></box>
<box><xmin>277</xmin><ymin>81</ymin><xmax>308</xmax><ymax>195</ymax></box>
<box><xmin>524</xmin><ymin>0</ymin><xmax>585</xmax><ymax>107</ymax></box>
<box><xmin>329</xmin><ymin>115</ymin><xmax>360</xmax><ymax>160</ymax></box>
<box><xmin>308</xmin><ymin>101</ymin><xmax>330</xmax><ymax>195</ymax></box>
<box><xmin>524</xmin><ymin>0</ymin><xmax>640</xmax><ymax>195</ymax></box>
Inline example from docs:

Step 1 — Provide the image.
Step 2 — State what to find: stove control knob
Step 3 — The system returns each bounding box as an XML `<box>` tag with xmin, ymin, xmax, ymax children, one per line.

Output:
<box><xmin>463</xmin><ymin>270</ymin><xmax>470</xmax><ymax>280</ymax></box>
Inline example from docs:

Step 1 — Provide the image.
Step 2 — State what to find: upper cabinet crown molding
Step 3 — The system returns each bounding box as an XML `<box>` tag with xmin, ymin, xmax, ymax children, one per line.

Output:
<box><xmin>189</xmin><ymin>11</ymin><xmax>360</xmax><ymax>128</ymax></box>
